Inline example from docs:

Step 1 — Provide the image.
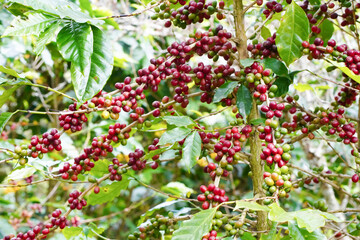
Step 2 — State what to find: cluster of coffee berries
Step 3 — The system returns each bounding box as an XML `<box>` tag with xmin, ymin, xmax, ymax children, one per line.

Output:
<box><xmin>262</xmin><ymin>166</ymin><xmax>292</xmax><ymax>201</ymax></box>
<box><xmin>260</xmin><ymin>142</ymin><xmax>291</xmax><ymax>167</ymax></box>
<box><xmin>334</xmin><ymin>78</ymin><xmax>360</xmax><ymax>107</ymax></box>
<box><xmin>59</xmin><ymin>102</ymin><xmax>88</xmax><ymax>133</ymax></box>
<box><xmin>202</xmin><ymin>230</ymin><xmax>219</xmax><ymax>240</ymax></box>
<box><xmin>338</xmin><ymin>7</ymin><xmax>360</xmax><ymax>28</ymax></box>
<box><xmin>13</xmin><ymin>145</ymin><xmax>31</xmax><ymax>165</ymax></box>
<box><xmin>248</xmin><ymin>34</ymin><xmax>278</xmax><ymax>59</ymax></box>
<box><xmin>209</xmin><ymin>210</ymin><xmax>246</xmax><ymax>237</ymax></box>
<box><xmin>106</xmin><ymin>122</ymin><xmax>129</xmax><ymax>146</ymax></box>
<box><xmin>152</xmin><ymin>0</ymin><xmax>225</xmax><ymax>29</ymax></box>
<box><xmin>312</xmin><ymin>199</ymin><xmax>328</xmax><ymax>211</ymax></box>
<box><xmin>108</xmin><ymin>158</ymin><xmax>126</xmax><ymax>181</ymax></box>
<box><xmin>68</xmin><ymin>190</ymin><xmax>87</xmax><ymax>210</ymax></box>
<box><xmin>127</xmin><ymin>148</ymin><xmax>146</xmax><ymax>171</ymax></box>
<box><xmin>263</xmin><ymin>1</ymin><xmax>284</xmax><ymax>17</ymax></box>
<box><xmin>49</xmin><ymin>209</ymin><xmax>68</xmax><ymax>230</ymax></box>
<box><xmin>128</xmin><ymin>212</ymin><xmax>178</xmax><ymax>240</ymax></box>
<box><xmin>197</xmin><ymin>184</ymin><xmax>229</xmax><ymax>209</ymax></box>
<box><xmin>3</xmin><ymin>225</ymin><xmax>43</xmax><ymax>240</ymax></box>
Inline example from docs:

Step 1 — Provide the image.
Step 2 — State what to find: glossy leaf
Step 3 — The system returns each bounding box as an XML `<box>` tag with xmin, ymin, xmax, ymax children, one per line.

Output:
<box><xmin>261</xmin><ymin>222</ymin><xmax>277</xmax><ymax>240</ymax></box>
<box><xmin>172</xmin><ymin>208</ymin><xmax>217</xmax><ymax>240</ymax></box>
<box><xmin>34</xmin><ymin>20</ymin><xmax>60</xmax><ymax>55</ymax></box>
<box><xmin>234</xmin><ymin>200</ymin><xmax>270</xmax><ymax>211</ymax></box>
<box><xmin>182</xmin><ymin>131</ymin><xmax>201</xmax><ymax>172</ymax></box>
<box><xmin>158</xmin><ymin>127</ymin><xmax>191</xmax><ymax>145</ymax></box>
<box><xmin>89</xmin><ymin>159</ymin><xmax>111</xmax><ymax>178</ymax></box>
<box><xmin>288</xmin><ymin>222</ymin><xmax>327</xmax><ymax>240</ymax></box>
<box><xmin>294</xmin><ymin>209</ymin><xmax>339</xmax><ymax>232</ymax></box>
<box><xmin>162</xmin><ymin>116</ymin><xmax>196</xmax><ymax>127</ymax></box>
<box><xmin>268</xmin><ymin>203</ymin><xmax>295</xmax><ymax>222</ymax></box>
<box><xmin>263</xmin><ymin>58</ymin><xmax>289</xmax><ymax>78</ymax></box>
<box><xmin>87</xmin><ymin>175</ymin><xmax>130</xmax><ymax>205</ymax></box>
<box><xmin>212</xmin><ymin>81</ymin><xmax>238</xmax><ymax>103</ymax></box>
<box><xmin>161</xmin><ymin>182</ymin><xmax>194</xmax><ymax>197</ymax></box>
<box><xmin>57</xmin><ymin>22</ymin><xmax>93</xmax><ymax>74</ymax></box>
<box><xmin>276</xmin><ymin>1</ymin><xmax>310</xmax><ymax>65</ymax></box>
<box><xmin>79</xmin><ymin>0</ymin><xmax>93</xmax><ymax>16</ymax></box>
<box><xmin>0</xmin><ymin>66</ymin><xmax>25</xmax><ymax>78</ymax></box>
<box><xmin>6</xmin><ymin>167</ymin><xmax>37</xmax><ymax>181</ymax></box>
<box><xmin>2</xmin><ymin>12</ymin><xmax>57</xmax><ymax>37</ymax></box>
<box><xmin>240</xmin><ymin>58</ymin><xmax>256</xmax><ymax>67</ymax></box>
<box><xmin>9</xmin><ymin>0</ymin><xmax>102</xmax><ymax>24</ymax></box>
<box><xmin>236</xmin><ymin>84</ymin><xmax>253</xmax><ymax>121</ymax></box>
<box><xmin>71</xmin><ymin>25</ymin><xmax>113</xmax><ymax>104</ymax></box>
<box><xmin>0</xmin><ymin>112</ymin><xmax>14</xmax><ymax>133</ymax></box>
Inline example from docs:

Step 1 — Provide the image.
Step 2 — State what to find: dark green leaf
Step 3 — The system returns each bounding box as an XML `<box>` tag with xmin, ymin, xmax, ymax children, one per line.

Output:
<box><xmin>263</xmin><ymin>58</ymin><xmax>289</xmax><ymax>78</ymax></box>
<box><xmin>2</xmin><ymin>12</ymin><xmax>57</xmax><ymax>37</ymax></box>
<box><xmin>172</xmin><ymin>208</ymin><xmax>217</xmax><ymax>240</ymax></box>
<box><xmin>87</xmin><ymin>175</ymin><xmax>130</xmax><ymax>205</ymax></box>
<box><xmin>276</xmin><ymin>1</ymin><xmax>310</xmax><ymax>65</ymax></box>
<box><xmin>6</xmin><ymin>2</ymin><xmax>33</xmax><ymax>16</ymax></box>
<box><xmin>158</xmin><ymin>127</ymin><xmax>191</xmax><ymax>145</ymax></box>
<box><xmin>0</xmin><ymin>112</ymin><xmax>14</xmax><ymax>134</ymax></box>
<box><xmin>288</xmin><ymin>221</ymin><xmax>327</xmax><ymax>240</ymax></box>
<box><xmin>308</xmin><ymin>0</ymin><xmax>320</xmax><ymax>5</ymax></box>
<box><xmin>236</xmin><ymin>84</ymin><xmax>253</xmax><ymax>121</ymax></box>
<box><xmin>34</xmin><ymin>20</ymin><xmax>60</xmax><ymax>55</ymax></box>
<box><xmin>182</xmin><ymin>131</ymin><xmax>201</xmax><ymax>172</ymax></box>
<box><xmin>318</xmin><ymin>19</ymin><xmax>334</xmax><ymax>46</ymax></box>
<box><xmin>162</xmin><ymin>116</ymin><xmax>195</xmax><ymax>127</ymax></box>
<box><xmin>9</xmin><ymin>0</ymin><xmax>102</xmax><ymax>24</ymax></box>
<box><xmin>273</xmin><ymin>77</ymin><xmax>291</xmax><ymax>97</ymax></box>
<box><xmin>62</xmin><ymin>227</ymin><xmax>82</xmax><ymax>239</ymax></box>
<box><xmin>57</xmin><ymin>22</ymin><xmax>93</xmax><ymax>74</ymax></box>
<box><xmin>71</xmin><ymin>25</ymin><xmax>113</xmax><ymax>104</ymax></box>
<box><xmin>212</xmin><ymin>81</ymin><xmax>238</xmax><ymax>103</ymax></box>
<box><xmin>289</xmin><ymin>70</ymin><xmax>302</xmax><ymax>80</ymax></box>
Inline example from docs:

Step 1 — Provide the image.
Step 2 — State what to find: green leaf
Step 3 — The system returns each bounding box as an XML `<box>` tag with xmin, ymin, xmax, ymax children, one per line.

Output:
<box><xmin>318</xmin><ymin>19</ymin><xmax>334</xmax><ymax>46</ymax></box>
<box><xmin>161</xmin><ymin>182</ymin><xmax>194</xmax><ymax>198</ymax></box>
<box><xmin>89</xmin><ymin>159</ymin><xmax>111</xmax><ymax>178</ymax></box>
<box><xmin>9</xmin><ymin>0</ymin><xmax>102</xmax><ymax>24</ymax></box>
<box><xmin>261</xmin><ymin>26</ymin><xmax>271</xmax><ymax>40</ymax></box>
<box><xmin>0</xmin><ymin>66</ymin><xmax>25</xmax><ymax>78</ymax></box>
<box><xmin>62</xmin><ymin>227</ymin><xmax>83</xmax><ymax>240</ymax></box>
<box><xmin>249</xmin><ymin>118</ymin><xmax>266</xmax><ymax>125</ymax></box>
<box><xmin>34</xmin><ymin>20</ymin><xmax>60</xmax><ymax>55</ymax></box>
<box><xmin>6</xmin><ymin>2</ymin><xmax>33</xmax><ymax>16</ymax></box>
<box><xmin>2</xmin><ymin>12</ymin><xmax>57</xmax><ymax>37</ymax></box>
<box><xmin>162</xmin><ymin>116</ymin><xmax>195</xmax><ymax>127</ymax></box>
<box><xmin>87</xmin><ymin>175</ymin><xmax>129</xmax><ymax>205</ymax></box>
<box><xmin>263</xmin><ymin>58</ymin><xmax>289</xmax><ymax>78</ymax></box>
<box><xmin>276</xmin><ymin>1</ymin><xmax>310</xmax><ymax>65</ymax></box>
<box><xmin>236</xmin><ymin>84</ymin><xmax>253</xmax><ymax>121</ymax></box>
<box><xmin>288</xmin><ymin>221</ymin><xmax>327</xmax><ymax>240</ymax></box>
<box><xmin>294</xmin><ymin>209</ymin><xmax>339</xmax><ymax>232</ymax></box>
<box><xmin>273</xmin><ymin>77</ymin><xmax>291</xmax><ymax>97</ymax></box>
<box><xmin>240</xmin><ymin>232</ymin><xmax>257</xmax><ymax>240</ymax></box>
<box><xmin>87</xmin><ymin>223</ymin><xmax>105</xmax><ymax>238</ymax></box>
<box><xmin>327</xmin><ymin>60</ymin><xmax>360</xmax><ymax>84</ymax></box>
<box><xmin>308</xmin><ymin>0</ymin><xmax>320</xmax><ymax>5</ymax></box>
<box><xmin>234</xmin><ymin>200</ymin><xmax>270</xmax><ymax>212</ymax></box>
<box><xmin>240</xmin><ymin>58</ymin><xmax>256</xmax><ymax>67</ymax></box>
<box><xmin>6</xmin><ymin>166</ymin><xmax>37</xmax><ymax>181</ymax></box>
<box><xmin>0</xmin><ymin>77</ymin><xmax>31</xmax><ymax>86</ymax></box>
<box><xmin>181</xmin><ymin>131</ymin><xmax>201</xmax><ymax>172</ymax></box>
<box><xmin>0</xmin><ymin>218</ymin><xmax>16</xmax><ymax>236</ymax></box>
<box><xmin>0</xmin><ymin>112</ymin><xmax>14</xmax><ymax>133</ymax></box>
<box><xmin>70</xmin><ymin>25</ymin><xmax>114</xmax><ymax>104</ymax></box>
<box><xmin>172</xmin><ymin>208</ymin><xmax>217</xmax><ymax>240</ymax></box>
<box><xmin>144</xmin><ymin>143</ymin><xmax>177</xmax><ymax>160</ymax></box>
<box><xmin>158</xmin><ymin>127</ymin><xmax>191</xmax><ymax>145</ymax></box>
<box><xmin>79</xmin><ymin>0</ymin><xmax>93</xmax><ymax>16</ymax></box>
<box><xmin>261</xmin><ymin>222</ymin><xmax>277</xmax><ymax>240</ymax></box>
<box><xmin>57</xmin><ymin>22</ymin><xmax>93</xmax><ymax>74</ymax></box>
<box><xmin>0</xmin><ymin>87</ymin><xmax>18</xmax><ymax>108</ymax></box>
<box><xmin>294</xmin><ymin>83</ymin><xmax>314</xmax><ymax>92</ymax></box>
<box><xmin>212</xmin><ymin>82</ymin><xmax>238</xmax><ymax>103</ymax></box>
<box><xmin>268</xmin><ymin>203</ymin><xmax>295</xmax><ymax>222</ymax></box>
<box><xmin>93</xmin><ymin>8</ymin><xmax>119</xmax><ymax>29</ymax></box>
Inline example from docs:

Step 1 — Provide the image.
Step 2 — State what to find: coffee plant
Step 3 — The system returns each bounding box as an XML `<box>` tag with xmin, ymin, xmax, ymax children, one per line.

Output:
<box><xmin>0</xmin><ymin>0</ymin><xmax>360</xmax><ymax>239</ymax></box>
